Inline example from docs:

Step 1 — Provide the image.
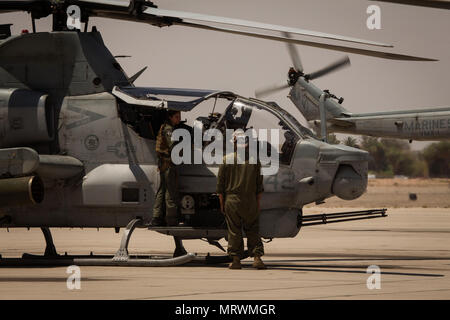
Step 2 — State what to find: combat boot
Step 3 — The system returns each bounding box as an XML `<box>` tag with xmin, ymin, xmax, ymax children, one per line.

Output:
<box><xmin>252</xmin><ymin>256</ymin><xmax>266</xmax><ymax>270</ymax></box>
<box><xmin>229</xmin><ymin>256</ymin><xmax>242</xmax><ymax>269</ymax></box>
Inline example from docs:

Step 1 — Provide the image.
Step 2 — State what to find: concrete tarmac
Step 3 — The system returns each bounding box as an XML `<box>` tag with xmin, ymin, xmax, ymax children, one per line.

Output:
<box><xmin>0</xmin><ymin>207</ymin><xmax>449</xmax><ymax>300</ymax></box>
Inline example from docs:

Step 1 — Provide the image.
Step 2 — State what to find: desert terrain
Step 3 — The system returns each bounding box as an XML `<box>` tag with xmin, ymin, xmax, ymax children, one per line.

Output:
<box><xmin>308</xmin><ymin>178</ymin><xmax>450</xmax><ymax>208</ymax></box>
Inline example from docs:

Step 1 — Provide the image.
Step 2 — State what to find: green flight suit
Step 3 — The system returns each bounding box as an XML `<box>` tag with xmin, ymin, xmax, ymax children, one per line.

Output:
<box><xmin>217</xmin><ymin>153</ymin><xmax>265</xmax><ymax>258</ymax></box>
<box><xmin>152</xmin><ymin>122</ymin><xmax>179</xmax><ymax>226</ymax></box>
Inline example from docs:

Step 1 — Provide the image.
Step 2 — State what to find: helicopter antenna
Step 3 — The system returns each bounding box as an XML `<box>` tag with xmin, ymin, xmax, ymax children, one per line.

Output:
<box><xmin>211</xmin><ymin>97</ymin><xmax>218</xmax><ymax>115</ymax></box>
<box><xmin>31</xmin><ymin>16</ymin><xmax>36</xmax><ymax>33</ymax></box>
<box><xmin>84</xmin><ymin>16</ymin><xmax>89</xmax><ymax>32</ymax></box>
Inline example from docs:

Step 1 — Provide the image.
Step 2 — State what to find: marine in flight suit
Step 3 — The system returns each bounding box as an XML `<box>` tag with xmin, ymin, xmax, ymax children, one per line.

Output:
<box><xmin>217</xmin><ymin>134</ymin><xmax>266</xmax><ymax>269</ymax></box>
<box><xmin>151</xmin><ymin>110</ymin><xmax>181</xmax><ymax>227</ymax></box>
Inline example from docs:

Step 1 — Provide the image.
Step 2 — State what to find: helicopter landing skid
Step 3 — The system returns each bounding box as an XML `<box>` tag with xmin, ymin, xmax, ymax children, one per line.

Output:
<box><xmin>0</xmin><ymin>218</ymin><xmax>197</xmax><ymax>267</ymax></box>
<box><xmin>0</xmin><ymin>223</ymin><xmax>244</xmax><ymax>267</ymax></box>
<box><xmin>0</xmin><ymin>253</ymin><xmax>196</xmax><ymax>267</ymax></box>
<box><xmin>0</xmin><ymin>251</ymin><xmax>248</xmax><ymax>267</ymax></box>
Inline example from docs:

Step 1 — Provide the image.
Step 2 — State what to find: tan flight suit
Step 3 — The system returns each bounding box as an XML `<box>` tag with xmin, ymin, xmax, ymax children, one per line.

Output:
<box><xmin>217</xmin><ymin>152</ymin><xmax>264</xmax><ymax>258</ymax></box>
<box><xmin>152</xmin><ymin>122</ymin><xmax>179</xmax><ymax>226</ymax></box>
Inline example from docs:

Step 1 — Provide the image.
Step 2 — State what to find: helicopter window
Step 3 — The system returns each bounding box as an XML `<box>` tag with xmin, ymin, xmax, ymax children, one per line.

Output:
<box><xmin>223</xmin><ymin>100</ymin><xmax>252</xmax><ymax>130</ymax></box>
<box><xmin>122</xmin><ymin>188</ymin><xmax>140</xmax><ymax>203</ymax></box>
<box><xmin>188</xmin><ymin>98</ymin><xmax>232</xmax><ymax>131</ymax></box>
<box><xmin>118</xmin><ymin>103</ymin><xmax>167</xmax><ymax>140</ymax></box>
<box><xmin>245</xmin><ymin>104</ymin><xmax>299</xmax><ymax>166</ymax></box>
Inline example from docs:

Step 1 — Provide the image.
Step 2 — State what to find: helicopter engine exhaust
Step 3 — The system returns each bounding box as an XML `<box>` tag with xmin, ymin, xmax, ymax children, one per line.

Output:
<box><xmin>0</xmin><ymin>176</ymin><xmax>44</xmax><ymax>207</ymax></box>
<box><xmin>0</xmin><ymin>89</ymin><xmax>54</xmax><ymax>148</ymax></box>
<box><xmin>332</xmin><ymin>164</ymin><xmax>367</xmax><ymax>200</ymax></box>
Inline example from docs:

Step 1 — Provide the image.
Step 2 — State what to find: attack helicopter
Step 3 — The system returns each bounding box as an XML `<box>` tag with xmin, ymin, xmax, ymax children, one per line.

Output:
<box><xmin>2</xmin><ymin>0</ymin><xmax>435</xmax><ymax>266</ymax></box>
<box><xmin>255</xmin><ymin>34</ymin><xmax>448</xmax><ymax>142</ymax></box>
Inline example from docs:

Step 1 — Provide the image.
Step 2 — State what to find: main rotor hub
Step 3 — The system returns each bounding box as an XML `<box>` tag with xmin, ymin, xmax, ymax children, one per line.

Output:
<box><xmin>128</xmin><ymin>1</ymin><xmax>157</xmax><ymax>15</ymax></box>
<box><xmin>287</xmin><ymin>67</ymin><xmax>302</xmax><ymax>86</ymax></box>
<box><xmin>20</xmin><ymin>0</ymin><xmax>160</xmax><ymax>31</ymax></box>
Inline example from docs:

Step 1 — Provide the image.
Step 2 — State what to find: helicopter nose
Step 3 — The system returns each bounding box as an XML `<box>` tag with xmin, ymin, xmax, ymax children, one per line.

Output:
<box><xmin>319</xmin><ymin>144</ymin><xmax>369</xmax><ymax>200</ymax></box>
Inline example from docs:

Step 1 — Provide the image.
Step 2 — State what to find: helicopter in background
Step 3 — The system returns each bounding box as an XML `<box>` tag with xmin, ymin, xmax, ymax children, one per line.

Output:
<box><xmin>1</xmin><ymin>0</ymin><xmax>434</xmax><ymax>265</ymax></box>
<box><xmin>255</xmin><ymin>33</ymin><xmax>448</xmax><ymax>142</ymax></box>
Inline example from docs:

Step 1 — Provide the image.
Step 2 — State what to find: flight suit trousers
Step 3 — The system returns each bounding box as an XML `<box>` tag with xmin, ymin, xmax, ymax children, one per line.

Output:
<box><xmin>152</xmin><ymin>166</ymin><xmax>179</xmax><ymax>226</ymax></box>
<box><xmin>224</xmin><ymin>194</ymin><xmax>264</xmax><ymax>258</ymax></box>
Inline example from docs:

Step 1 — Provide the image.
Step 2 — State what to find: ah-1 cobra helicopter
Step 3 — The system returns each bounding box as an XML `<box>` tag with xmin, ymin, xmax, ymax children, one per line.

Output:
<box><xmin>255</xmin><ymin>47</ymin><xmax>450</xmax><ymax>142</ymax></box>
<box><xmin>256</xmin><ymin>49</ymin><xmax>449</xmax><ymax>142</ymax></box>
<box><xmin>0</xmin><ymin>0</ymin><xmax>433</xmax><ymax>266</ymax></box>
<box><xmin>254</xmin><ymin>2</ymin><xmax>449</xmax><ymax>142</ymax></box>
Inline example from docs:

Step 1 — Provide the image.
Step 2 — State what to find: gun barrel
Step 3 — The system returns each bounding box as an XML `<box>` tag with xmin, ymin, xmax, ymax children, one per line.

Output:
<box><xmin>301</xmin><ymin>209</ymin><xmax>387</xmax><ymax>227</ymax></box>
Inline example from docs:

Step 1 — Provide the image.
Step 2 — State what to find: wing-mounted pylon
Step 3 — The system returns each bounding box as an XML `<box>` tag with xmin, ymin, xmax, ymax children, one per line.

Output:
<box><xmin>0</xmin><ymin>147</ymin><xmax>84</xmax><ymax>207</ymax></box>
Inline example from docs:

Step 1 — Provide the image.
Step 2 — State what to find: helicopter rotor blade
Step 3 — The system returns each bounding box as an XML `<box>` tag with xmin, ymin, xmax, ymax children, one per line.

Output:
<box><xmin>305</xmin><ymin>56</ymin><xmax>351</xmax><ymax>81</ymax></box>
<box><xmin>1</xmin><ymin>1</ymin><xmax>391</xmax><ymax>48</ymax></box>
<box><xmin>283</xmin><ymin>32</ymin><xmax>303</xmax><ymax>73</ymax></box>
<box><xmin>0</xmin><ymin>1</ymin><xmax>437</xmax><ymax>61</ymax></box>
<box><xmin>142</xmin><ymin>7</ymin><xmax>391</xmax><ymax>48</ymax></box>
<box><xmin>177</xmin><ymin>22</ymin><xmax>437</xmax><ymax>61</ymax></box>
<box><xmin>255</xmin><ymin>83</ymin><xmax>290</xmax><ymax>99</ymax></box>
<box><xmin>91</xmin><ymin>2</ymin><xmax>437</xmax><ymax>61</ymax></box>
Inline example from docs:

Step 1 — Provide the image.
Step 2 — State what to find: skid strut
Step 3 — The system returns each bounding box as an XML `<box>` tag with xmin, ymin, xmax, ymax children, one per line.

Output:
<box><xmin>41</xmin><ymin>227</ymin><xmax>58</xmax><ymax>257</ymax></box>
<box><xmin>173</xmin><ymin>236</ymin><xmax>188</xmax><ymax>258</ymax></box>
<box><xmin>113</xmin><ymin>218</ymin><xmax>143</xmax><ymax>262</ymax></box>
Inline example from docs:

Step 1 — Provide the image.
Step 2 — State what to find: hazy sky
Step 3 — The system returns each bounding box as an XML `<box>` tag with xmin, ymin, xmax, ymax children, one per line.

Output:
<box><xmin>1</xmin><ymin>0</ymin><xmax>449</xmax><ymax>149</ymax></box>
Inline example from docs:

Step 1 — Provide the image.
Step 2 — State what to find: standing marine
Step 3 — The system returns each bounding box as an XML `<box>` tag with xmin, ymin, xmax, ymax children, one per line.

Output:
<box><xmin>216</xmin><ymin>132</ymin><xmax>266</xmax><ymax>269</ymax></box>
<box><xmin>151</xmin><ymin>110</ymin><xmax>182</xmax><ymax>227</ymax></box>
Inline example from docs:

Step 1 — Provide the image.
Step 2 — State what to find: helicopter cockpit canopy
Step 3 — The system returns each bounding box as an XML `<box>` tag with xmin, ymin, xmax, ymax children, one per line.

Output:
<box><xmin>112</xmin><ymin>86</ymin><xmax>235</xmax><ymax>111</ymax></box>
<box><xmin>220</xmin><ymin>98</ymin><xmax>302</xmax><ymax>165</ymax></box>
<box><xmin>223</xmin><ymin>100</ymin><xmax>253</xmax><ymax>130</ymax></box>
<box><xmin>114</xmin><ymin>86</ymin><xmax>235</xmax><ymax>140</ymax></box>
<box><xmin>114</xmin><ymin>86</ymin><xmax>313</xmax><ymax>165</ymax></box>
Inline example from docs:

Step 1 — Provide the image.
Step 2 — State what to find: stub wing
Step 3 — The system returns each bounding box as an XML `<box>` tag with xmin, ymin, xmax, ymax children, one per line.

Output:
<box><xmin>0</xmin><ymin>147</ymin><xmax>84</xmax><ymax>179</ymax></box>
